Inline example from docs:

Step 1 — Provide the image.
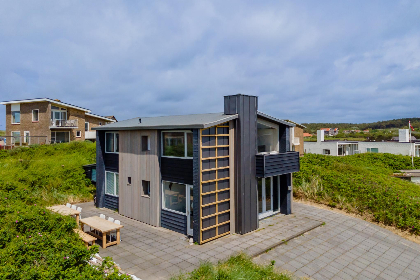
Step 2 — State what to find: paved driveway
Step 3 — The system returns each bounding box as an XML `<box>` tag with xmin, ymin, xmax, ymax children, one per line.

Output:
<box><xmin>255</xmin><ymin>202</ymin><xmax>420</xmax><ymax>280</ymax></box>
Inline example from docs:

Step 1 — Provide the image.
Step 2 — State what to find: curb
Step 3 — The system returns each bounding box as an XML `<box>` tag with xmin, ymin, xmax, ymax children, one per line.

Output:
<box><xmin>251</xmin><ymin>221</ymin><xmax>325</xmax><ymax>258</ymax></box>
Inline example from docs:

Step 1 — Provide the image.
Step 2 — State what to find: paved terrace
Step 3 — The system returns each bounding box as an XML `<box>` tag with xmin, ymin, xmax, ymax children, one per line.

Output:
<box><xmin>76</xmin><ymin>202</ymin><xmax>323</xmax><ymax>280</ymax></box>
<box><xmin>255</xmin><ymin>203</ymin><xmax>420</xmax><ymax>280</ymax></box>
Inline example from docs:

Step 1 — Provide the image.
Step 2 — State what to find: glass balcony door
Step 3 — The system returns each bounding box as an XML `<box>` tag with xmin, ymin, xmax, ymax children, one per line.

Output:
<box><xmin>258</xmin><ymin>176</ymin><xmax>279</xmax><ymax>219</ymax></box>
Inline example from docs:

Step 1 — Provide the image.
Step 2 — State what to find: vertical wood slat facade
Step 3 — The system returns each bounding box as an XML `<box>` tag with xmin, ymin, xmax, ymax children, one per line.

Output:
<box><xmin>118</xmin><ymin>130</ymin><xmax>160</xmax><ymax>227</ymax></box>
<box><xmin>199</xmin><ymin>122</ymin><xmax>231</xmax><ymax>244</ymax></box>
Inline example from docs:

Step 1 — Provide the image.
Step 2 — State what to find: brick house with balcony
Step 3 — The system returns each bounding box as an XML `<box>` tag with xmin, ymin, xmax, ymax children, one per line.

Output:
<box><xmin>1</xmin><ymin>98</ymin><xmax>116</xmax><ymax>146</ymax></box>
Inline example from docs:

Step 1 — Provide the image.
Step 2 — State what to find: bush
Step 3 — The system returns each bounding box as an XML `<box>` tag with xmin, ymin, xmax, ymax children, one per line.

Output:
<box><xmin>0</xmin><ymin>142</ymin><xmax>130</xmax><ymax>279</ymax></box>
<box><xmin>294</xmin><ymin>153</ymin><xmax>420</xmax><ymax>234</ymax></box>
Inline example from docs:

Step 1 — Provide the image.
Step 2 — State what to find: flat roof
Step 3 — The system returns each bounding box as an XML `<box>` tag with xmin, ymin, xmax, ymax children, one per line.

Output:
<box><xmin>93</xmin><ymin>112</ymin><xmax>238</xmax><ymax>131</ymax></box>
<box><xmin>0</xmin><ymin>98</ymin><xmax>91</xmax><ymax>112</ymax></box>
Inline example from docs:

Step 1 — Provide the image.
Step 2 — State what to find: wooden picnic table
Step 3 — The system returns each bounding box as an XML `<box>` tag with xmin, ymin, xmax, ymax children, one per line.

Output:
<box><xmin>47</xmin><ymin>205</ymin><xmax>81</xmax><ymax>224</ymax></box>
<box><xmin>80</xmin><ymin>216</ymin><xmax>123</xmax><ymax>248</ymax></box>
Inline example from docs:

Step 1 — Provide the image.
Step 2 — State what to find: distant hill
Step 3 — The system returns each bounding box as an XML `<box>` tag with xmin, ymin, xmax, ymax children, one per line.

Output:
<box><xmin>0</xmin><ymin>130</ymin><xmax>4</xmax><ymax>136</ymax></box>
<box><xmin>302</xmin><ymin>118</ymin><xmax>420</xmax><ymax>134</ymax></box>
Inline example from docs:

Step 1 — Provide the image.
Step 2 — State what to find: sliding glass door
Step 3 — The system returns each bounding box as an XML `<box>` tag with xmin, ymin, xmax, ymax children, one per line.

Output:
<box><xmin>258</xmin><ymin>176</ymin><xmax>280</xmax><ymax>219</ymax></box>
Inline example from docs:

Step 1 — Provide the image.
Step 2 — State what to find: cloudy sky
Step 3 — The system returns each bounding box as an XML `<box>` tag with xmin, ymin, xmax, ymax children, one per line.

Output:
<box><xmin>1</xmin><ymin>0</ymin><xmax>420</xmax><ymax>129</ymax></box>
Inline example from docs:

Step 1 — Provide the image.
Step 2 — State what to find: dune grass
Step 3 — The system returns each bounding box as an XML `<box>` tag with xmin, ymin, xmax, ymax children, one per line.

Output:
<box><xmin>172</xmin><ymin>254</ymin><xmax>294</xmax><ymax>280</ymax></box>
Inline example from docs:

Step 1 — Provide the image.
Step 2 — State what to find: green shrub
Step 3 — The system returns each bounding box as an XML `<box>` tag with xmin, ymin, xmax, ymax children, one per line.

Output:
<box><xmin>294</xmin><ymin>153</ymin><xmax>420</xmax><ymax>234</ymax></box>
<box><xmin>0</xmin><ymin>142</ymin><xmax>130</xmax><ymax>279</ymax></box>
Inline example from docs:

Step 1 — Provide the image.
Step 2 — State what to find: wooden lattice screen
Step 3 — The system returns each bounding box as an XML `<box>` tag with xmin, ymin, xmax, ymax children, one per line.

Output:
<box><xmin>199</xmin><ymin>122</ymin><xmax>231</xmax><ymax>244</ymax></box>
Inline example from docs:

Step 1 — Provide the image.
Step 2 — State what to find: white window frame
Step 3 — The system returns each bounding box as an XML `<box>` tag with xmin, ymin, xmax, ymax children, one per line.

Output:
<box><xmin>161</xmin><ymin>180</ymin><xmax>192</xmax><ymax>216</ymax></box>
<box><xmin>11</xmin><ymin>131</ymin><xmax>21</xmax><ymax>145</ymax></box>
<box><xmin>51</xmin><ymin>131</ymin><xmax>70</xmax><ymax>144</ymax></box>
<box><xmin>142</xmin><ymin>180</ymin><xmax>151</xmax><ymax>198</ymax></box>
<box><xmin>11</xmin><ymin>111</ymin><xmax>20</xmax><ymax>124</ymax></box>
<box><xmin>85</xmin><ymin>122</ymin><xmax>89</xmax><ymax>131</ymax></box>
<box><xmin>142</xmin><ymin>135</ymin><xmax>151</xmax><ymax>151</ymax></box>
<box><xmin>323</xmin><ymin>149</ymin><xmax>330</xmax><ymax>155</ymax></box>
<box><xmin>76</xmin><ymin>131</ymin><xmax>81</xmax><ymax>138</ymax></box>
<box><xmin>24</xmin><ymin>131</ymin><xmax>30</xmax><ymax>144</ymax></box>
<box><xmin>105</xmin><ymin>132</ymin><xmax>119</xmax><ymax>154</ymax></box>
<box><xmin>161</xmin><ymin>130</ymin><xmax>193</xmax><ymax>159</ymax></box>
<box><xmin>32</xmin><ymin>109</ymin><xmax>39</xmax><ymax>122</ymax></box>
<box><xmin>105</xmin><ymin>171</ymin><xmax>119</xmax><ymax>197</ymax></box>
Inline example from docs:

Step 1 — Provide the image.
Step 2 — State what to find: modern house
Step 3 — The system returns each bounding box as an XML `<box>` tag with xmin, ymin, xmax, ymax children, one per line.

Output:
<box><xmin>94</xmin><ymin>94</ymin><xmax>300</xmax><ymax>244</ymax></box>
<box><xmin>1</xmin><ymin>98</ymin><xmax>116</xmax><ymax>147</ymax></box>
<box><xmin>305</xmin><ymin>129</ymin><xmax>420</xmax><ymax>156</ymax></box>
<box><xmin>284</xmin><ymin>120</ymin><xmax>305</xmax><ymax>156</ymax></box>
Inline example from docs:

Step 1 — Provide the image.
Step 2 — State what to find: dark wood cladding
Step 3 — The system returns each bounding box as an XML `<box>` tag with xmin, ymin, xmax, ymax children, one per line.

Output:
<box><xmin>104</xmin><ymin>153</ymin><xmax>119</xmax><ymax>171</ymax></box>
<box><xmin>161</xmin><ymin>157</ymin><xmax>193</xmax><ymax>185</ymax></box>
<box><xmin>256</xmin><ymin>151</ymin><xmax>300</xmax><ymax>178</ymax></box>
<box><xmin>224</xmin><ymin>94</ymin><xmax>258</xmax><ymax>235</ymax></box>
<box><xmin>104</xmin><ymin>194</ymin><xmax>119</xmax><ymax>210</ymax></box>
<box><xmin>161</xmin><ymin>209</ymin><xmax>187</xmax><ymax>234</ymax></box>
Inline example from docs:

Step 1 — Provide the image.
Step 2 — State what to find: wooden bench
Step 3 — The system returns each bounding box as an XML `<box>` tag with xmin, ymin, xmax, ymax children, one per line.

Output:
<box><xmin>74</xmin><ymin>229</ymin><xmax>97</xmax><ymax>247</ymax></box>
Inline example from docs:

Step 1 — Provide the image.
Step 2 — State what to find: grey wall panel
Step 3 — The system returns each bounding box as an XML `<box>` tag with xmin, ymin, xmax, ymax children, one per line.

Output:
<box><xmin>119</xmin><ymin>130</ymin><xmax>160</xmax><ymax>227</ymax></box>
<box><xmin>224</xmin><ymin>94</ymin><xmax>258</xmax><ymax>235</ymax></box>
<box><xmin>280</xmin><ymin>173</ymin><xmax>292</xmax><ymax>214</ymax></box>
<box><xmin>161</xmin><ymin>209</ymin><xmax>187</xmax><ymax>235</ymax></box>
<box><xmin>161</xmin><ymin>157</ymin><xmax>193</xmax><ymax>185</ymax></box>
<box><xmin>96</xmin><ymin>131</ymin><xmax>106</xmax><ymax>208</ymax></box>
<box><xmin>104</xmin><ymin>194</ymin><xmax>119</xmax><ymax>210</ymax></box>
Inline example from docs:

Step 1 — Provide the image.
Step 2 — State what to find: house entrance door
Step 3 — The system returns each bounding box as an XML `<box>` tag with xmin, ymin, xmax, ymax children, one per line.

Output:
<box><xmin>258</xmin><ymin>177</ymin><xmax>274</xmax><ymax>219</ymax></box>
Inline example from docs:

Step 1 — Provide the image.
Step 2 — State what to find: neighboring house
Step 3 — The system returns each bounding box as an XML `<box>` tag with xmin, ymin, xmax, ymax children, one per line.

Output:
<box><xmin>320</xmin><ymin>128</ymin><xmax>339</xmax><ymax>136</ymax></box>
<box><xmin>305</xmin><ymin>129</ymin><xmax>420</xmax><ymax>157</ymax></box>
<box><xmin>284</xmin><ymin>120</ymin><xmax>305</xmax><ymax>156</ymax></box>
<box><xmin>0</xmin><ymin>98</ymin><xmax>116</xmax><ymax>146</ymax></box>
<box><xmin>93</xmin><ymin>94</ymin><xmax>300</xmax><ymax>244</ymax></box>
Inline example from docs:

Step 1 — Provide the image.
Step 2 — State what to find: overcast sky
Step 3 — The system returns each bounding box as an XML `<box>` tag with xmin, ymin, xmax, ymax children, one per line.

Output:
<box><xmin>1</xmin><ymin>1</ymin><xmax>420</xmax><ymax>130</ymax></box>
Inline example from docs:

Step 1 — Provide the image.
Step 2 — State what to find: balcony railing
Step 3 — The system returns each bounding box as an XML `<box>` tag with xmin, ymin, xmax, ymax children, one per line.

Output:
<box><xmin>85</xmin><ymin>131</ymin><xmax>96</xmax><ymax>139</ymax></box>
<box><xmin>50</xmin><ymin>119</ymin><xmax>78</xmax><ymax>128</ymax></box>
<box><xmin>1</xmin><ymin>136</ymin><xmax>48</xmax><ymax>149</ymax></box>
<box><xmin>256</xmin><ymin>151</ymin><xmax>300</xmax><ymax>178</ymax></box>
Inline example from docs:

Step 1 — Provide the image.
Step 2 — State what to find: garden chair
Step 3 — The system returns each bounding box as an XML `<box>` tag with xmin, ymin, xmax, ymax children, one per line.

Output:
<box><xmin>108</xmin><ymin>220</ymin><xmax>120</xmax><ymax>242</ymax></box>
<box><xmin>100</xmin><ymin>214</ymin><xmax>106</xmax><ymax>219</ymax></box>
<box><xmin>107</xmin><ymin>217</ymin><xmax>114</xmax><ymax>223</ymax></box>
<box><xmin>66</xmin><ymin>203</ymin><xmax>71</xmax><ymax>208</ymax></box>
<box><xmin>71</xmin><ymin>205</ymin><xmax>77</xmax><ymax>210</ymax></box>
<box><xmin>76</xmin><ymin>207</ymin><xmax>82</xmax><ymax>219</ymax></box>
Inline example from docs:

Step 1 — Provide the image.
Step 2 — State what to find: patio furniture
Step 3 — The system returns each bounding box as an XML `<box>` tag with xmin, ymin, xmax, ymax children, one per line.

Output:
<box><xmin>47</xmin><ymin>205</ymin><xmax>81</xmax><ymax>224</ymax></box>
<box><xmin>76</xmin><ymin>207</ymin><xmax>82</xmax><ymax>219</ymax></box>
<box><xmin>73</xmin><ymin>229</ymin><xmax>97</xmax><ymax>247</ymax></box>
<box><xmin>107</xmin><ymin>217</ymin><xmax>114</xmax><ymax>223</ymax></box>
<box><xmin>71</xmin><ymin>205</ymin><xmax>77</xmax><ymax>210</ymax></box>
<box><xmin>66</xmin><ymin>203</ymin><xmax>71</xmax><ymax>208</ymax></box>
<box><xmin>80</xmin><ymin>216</ymin><xmax>123</xmax><ymax>248</ymax></box>
<box><xmin>100</xmin><ymin>214</ymin><xmax>106</xmax><ymax>219</ymax></box>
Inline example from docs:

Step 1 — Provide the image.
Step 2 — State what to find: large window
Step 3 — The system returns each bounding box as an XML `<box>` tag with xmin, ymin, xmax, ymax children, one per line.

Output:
<box><xmin>11</xmin><ymin>131</ymin><xmax>20</xmax><ymax>145</ymax></box>
<box><xmin>11</xmin><ymin>104</ymin><xmax>21</xmax><ymax>124</ymax></box>
<box><xmin>162</xmin><ymin>131</ymin><xmax>193</xmax><ymax>158</ymax></box>
<box><xmin>105</xmin><ymin>171</ymin><xmax>119</xmax><ymax>196</ymax></box>
<box><xmin>51</xmin><ymin>131</ymin><xmax>70</xmax><ymax>143</ymax></box>
<box><xmin>162</xmin><ymin>181</ymin><xmax>186</xmax><ymax>214</ymax></box>
<box><xmin>367</xmin><ymin>148</ymin><xmax>378</xmax><ymax>153</ymax></box>
<box><xmin>105</xmin><ymin>132</ymin><xmax>119</xmax><ymax>153</ymax></box>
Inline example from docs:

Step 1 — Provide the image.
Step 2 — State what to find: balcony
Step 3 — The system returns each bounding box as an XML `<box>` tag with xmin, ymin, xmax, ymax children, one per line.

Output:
<box><xmin>256</xmin><ymin>151</ymin><xmax>300</xmax><ymax>178</ymax></box>
<box><xmin>50</xmin><ymin>119</ymin><xmax>78</xmax><ymax>128</ymax></box>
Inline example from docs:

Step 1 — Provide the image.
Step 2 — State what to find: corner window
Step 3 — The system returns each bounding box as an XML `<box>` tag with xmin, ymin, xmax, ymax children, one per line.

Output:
<box><xmin>162</xmin><ymin>181</ymin><xmax>186</xmax><ymax>214</ymax></box>
<box><xmin>323</xmin><ymin>149</ymin><xmax>330</xmax><ymax>155</ymax></box>
<box><xmin>32</xmin><ymin>109</ymin><xmax>39</xmax><ymax>122</ymax></box>
<box><xmin>105</xmin><ymin>171</ymin><xmax>119</xmax><ymax>196</ymax></box>
<box><xmin>142</xmin><ymin>180</ymin><xmax>150</xmax><ymax>197</ymax></box>
<box><xmin>162</xmin><ymin>131</ymin><xmax>193</xmax><ymax>158</ymax></box>
<box><xmin>142</xmin><ymin>135</ymin><xmax>150</xmax><ymax>151</ymax></box>
<box><xmin>105</xmin><ymin>132</ymin><xmax>119</xmax><ymax>153</ymax></box>
<box><xmin>76</xmin><ymin>131</ymin><xmax>81</xmax><ymax>138</ymax></box>
<box><xmin>85</xmin><ymin>122</ymin><xmax>89</xmax><ymax>131</ymax></box>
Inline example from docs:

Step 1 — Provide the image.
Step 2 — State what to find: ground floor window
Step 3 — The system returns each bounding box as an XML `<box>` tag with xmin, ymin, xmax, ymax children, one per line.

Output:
<box><xmin>258</xmin><ymin>176</ymin><xmax>280</xmax><ymax>219</ymax></box>
<box><xmin>367</xmin><ymin>148</ymin><xmax>378</xmax><ymax>153</ymax></box>
<box><xmin>105</xmin><ymin>171</ymin><xmax>119</xmax><ymax>196</ymax></box>
<box><xmin>323</xmin><ymin>149</ymin><xmax>330</xmax><ymax>155</ymax></box>
<box><xmin>51</xmin><ymin>131</ymin><xmax>70</xmax><ymax>143</ymax></box>
<box><xmin>11</xmin><ymin>131</ymin><xmax>20</xmax><ymax>145</ymax></box>
<box><xmin>162</xmin><ymin>181</ymin><xmax>186</xmax><ymax>214</ymax></box>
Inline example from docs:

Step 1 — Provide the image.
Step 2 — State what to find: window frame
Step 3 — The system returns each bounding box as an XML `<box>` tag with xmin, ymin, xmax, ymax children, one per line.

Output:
<box><xmin>161</xmin><ymin>130</ymin><xmax>193</xmax><ymax>159</ymax></box>
<box><xmin>24</xmin><ymin>131</ymin><xmax>30</xmax><ymax>144</ymax></box>
<box><xmin>142</xmin><ymin>180</ymin><xmax>151</xmax><ymax>198</ymax></box>
<box><xmin>11</xmin><ymin>131</ymin><xmax>21</xmax><ymax>145</ymax></box>
<box><xmin>161</xmin><ymin>180</ymin><xmax>189</xmax><ymax>215</ymax></box>
<box><xmin>323</xmin><ymin>149</ymin><xmax>330</xmax><ymax>155</ymax></box>
<box><xmin>76</xmin><ymin>131</ymin><xmax>81</xmax><ymax>138</ymax></box>
<box><xmin>32</xmin><ymin>109</ymin><xmax>39</xmax><ymax>122</ymax></box>
<box><xmin>11</xmin><ymin>111</ymin><xmax>20</xmax><ymax>124</ymax></box>
<box><xmin>85</xmin><ymin>122</ymin><xmax>89</xmax><ymax>131</ymax></box>
<box><xmin>142</xmin><ymin>135</ymin><xmax>150</xmax><ymax>151</ymax></box>
<box><xmin>105</xmin><ymin>132</ymin><xmax>119</xmax><ymax>154</ymax></box>
<box><xmin>105</xmin><ymin>171</ymin><xmax>119</xmax><ymax>197</ymax></box>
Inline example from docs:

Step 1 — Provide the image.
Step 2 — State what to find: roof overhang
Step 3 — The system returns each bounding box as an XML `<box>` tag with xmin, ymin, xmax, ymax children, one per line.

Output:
<box><xmin>93</xmin><ymin>114</ymin><xmax>238</xmax><ymax>131</ymax></box>
<box><xmin>0</xmin><ymin>98</ymin><xmax>91</xmax><ymax>112</ymax></box>
<box><xmin>257</xmin><ymin>111</ymin><xmax>295</xmax><ymax>127</ymax></box>
<box><xmin>86</xmin><ymin>112</ymin><xmax>116</xmax><ymax>122</ymax></box>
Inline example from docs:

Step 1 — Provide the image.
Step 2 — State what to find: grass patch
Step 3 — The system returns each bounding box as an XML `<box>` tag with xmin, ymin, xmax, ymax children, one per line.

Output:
<box><xmin>294</xmin><ymin>153</ymin><xmax>420</xmax><ymax>234</ymax></box>
<box><xmin>172</xmin><ymin>253</ymin><xmax>294</xmax><ymax>280</ymax></box>
<box><xmin>0</xmin><ymin>142</ymin><xmax>130</xmax><ymax>279</ymax></box>
<box><xmin>0</xmin><ymin>130</ymin><xmax>4</xmax><ymax>137</ymax></box>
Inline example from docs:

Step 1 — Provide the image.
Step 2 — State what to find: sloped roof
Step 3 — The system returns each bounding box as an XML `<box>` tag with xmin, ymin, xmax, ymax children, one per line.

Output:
<box><xmin>86</xmin><ymin>112</ymin><xmax>116</xmax><ymax>123</ymax></box>
<box><xmin>93</xmin><ymin>112</ymin><xmax>238</xmax><ymax>130</ymax></box>
<box><xmin>257</xmin><ymin>112</ymin><xmax>295</xmax><ymax>127</ymax></box>
<box><xmin>283</xmin><ymin>119</ymin><xmax>306</xmax><ymax>129</ymax></box>
<box><xmin>0</xmin><ymin>98</ymin><xmax>90</xmax><ymax>112</ymax></box>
